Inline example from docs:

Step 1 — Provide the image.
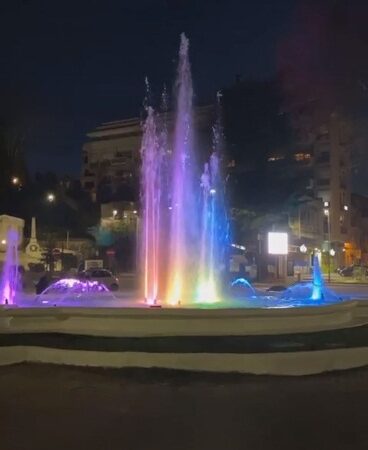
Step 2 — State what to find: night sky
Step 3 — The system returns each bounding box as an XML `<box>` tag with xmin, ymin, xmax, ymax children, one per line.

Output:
<box><xmin>0</xmin><ymin>0</ymin><xmax>298</xmax><ymax>175</ymax></box>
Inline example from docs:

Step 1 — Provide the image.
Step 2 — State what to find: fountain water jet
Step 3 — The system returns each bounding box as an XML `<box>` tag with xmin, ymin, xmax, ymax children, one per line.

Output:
<box><xmin>0</xmin><ymin>228</ymin><xmax>20</xmax><ymax>305</ymax></box>
<box><xmin>166</xmin><ymin>33</ymin><xmax>195</xmax><ymax>305</ymax></box>
<box><xmin>311</xmin><ymin>255</ymin><xmax>324</xmax><ymax>300</ymax></box>
<box><xmin>140</xmin><ymin>107</ymin><xmax>163</xmax><ymax>305</ymax></box>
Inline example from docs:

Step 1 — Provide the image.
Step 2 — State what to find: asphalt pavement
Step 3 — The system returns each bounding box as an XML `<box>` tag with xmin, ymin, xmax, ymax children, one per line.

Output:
<box><xmin>0</xmin><ymin>364</ymin><xmax>367</xmax><ymax>450</ymax></box>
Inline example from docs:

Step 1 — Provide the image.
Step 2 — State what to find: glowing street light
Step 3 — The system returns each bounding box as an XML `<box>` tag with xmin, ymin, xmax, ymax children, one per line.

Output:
<box><xmin>47</xmin><ymin>193</ymin><xmax>55</xmax><ymax>203</ymax></box>
<box><xmin>112</xmin><ymin>209</ymin><xmax>118</xmax><ymax>218</ymax></box>
<box><xmin>209</xmin><ymin>188</ymin><xmax>216</xmax><ymax>195</ymax></box>
<box><xmin>344</xmin><ymin>205</ymin><xmax>349</xmax><ymax>211</ymax></box>
<box><xmin>1</xmin><ymin>239</ymin><xmax>6</xmax><ymax>245</ymax></box>
<box><xmin>323</xmin><ymin>202</ymin><xmax>332</xmax><ymax>283</ymax></box>
<box><xmin>300</xmin><ymin>244</ymin><xmax>307</xmax><ymax>253</ymax></box>
<box><xmin>330</xmin><ymin>248</ymin><xmax>336</xmax><ymax>257</ymax></box>
<box><xmin>268</xmin><ymin>232</ymin><xmax>288</xmax><ymax>255</ymax></box>
<box><xmin>11</xmin><ymin>176</ymin><xmax>20</xmax><ymax>186</ymax></box>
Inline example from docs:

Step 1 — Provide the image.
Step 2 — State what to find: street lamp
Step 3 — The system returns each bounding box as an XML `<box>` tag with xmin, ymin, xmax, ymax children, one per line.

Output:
<box><xmin>330</xmin><ymin>248</ymin><xmax>336</xmax><ymax>257</ymax></box>
<box><xmin>300</xmin><ymin>244</ymin><xmax>307</xmax><ymax>253</ymax></box>
<box><xmin>11</xmin><ymin>176</ymin><xmax>20</xmax><ymax>186</ymax></box>
<box><xmin>112</xmin><ymin>209</ymin><xmax>118</xmax><ymax>218</ymax></box>
<box><xmin>323</xmin><ymin>202</ymin><xmax>332</xmax><ymax>283</ymax></box>
<box><xmin>47</xmin><ymin>193</ymin><xmax>55</xmax><ymax>203</ymax></box>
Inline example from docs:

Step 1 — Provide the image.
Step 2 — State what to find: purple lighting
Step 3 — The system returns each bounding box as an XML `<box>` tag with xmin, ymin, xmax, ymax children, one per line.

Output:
<box><xmin>40</xmin><ymin>279</ymin><xmax>110</xmax><ymax>295</ymax></box>
<box><xmin>33</xmin><ymin>278</ymin><xmax>116</xmax><ymax>307</ymax></box>
<box><xmin>0</xmin><ymin>228</ymin><xmax>20</xmax><ymax>305</ymax></box>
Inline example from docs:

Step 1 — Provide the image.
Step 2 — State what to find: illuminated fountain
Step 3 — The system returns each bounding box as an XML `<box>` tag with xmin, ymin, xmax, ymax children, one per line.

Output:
<box><xmin>140</xmin><ymin>107</ymin><xmax>163</xmax><ymax>305</ymax></box>
<box><xmin>139</xmin><ymin>33</ymin><xmax>346</xmax><ymax>308</ymax></box>
<box><xmin>0</xmin><ymin>228</ymin><xmax>20</xmax><ymax>305</ymax></box>
<box><xmin>166</xmin><ymin>33</ymin><xmax>197</xmax><ymax>305</ymax></box>
<box><xmin>311</xmin><ymin>255</ymin><xmax>324</xmax><ymax>300</ymax></box>
<box><xmin>140</xmin><ymin>34</ymin><xmax>227</xmax><ymax>306</ymax></box>
<box><xmin>0</xmin><ymin>35</ymin><xmax>346</xmax><ymax>310</ymax></box>
<box><xmin>279</xmin><ymin>256</ymin><xmax>342</xmax><ymax>307</ymax></box>
<box><xmin>196</xmin><ymin>153</ymin><xmax>225</xmax><ymax>304</ymax></box>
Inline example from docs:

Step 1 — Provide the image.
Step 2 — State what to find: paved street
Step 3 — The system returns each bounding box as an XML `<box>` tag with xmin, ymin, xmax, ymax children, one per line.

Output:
<box><xmin>0</xmin><ymin>364</ymin><xmax>367</xmax><ymax>450</ymax></box>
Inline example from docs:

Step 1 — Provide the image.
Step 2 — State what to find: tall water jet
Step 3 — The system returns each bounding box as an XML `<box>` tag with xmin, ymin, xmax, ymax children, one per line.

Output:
<box><xmin>311</xmin><ymin>255</ymin><xmax>324</xmax><ymax>300</ymax></box>
<box><xmin>0</xmin><ymin>228</ymin><xmax>20</xmax><ymax>305</ymax></box>
<box><xmin>196</xmin><ymin>156</ymin><xmax>220</xmax><ymax>303</ymax></box>
<box><xmin>196</xmin><ymin>92</ymin><xmax>229</xmax><ymax>303</ymax></box>
<box><xmin>140</xmin><ymin>107</ymin><xmax>162</xmax><ymax>305</ymax></box>
<box><xmin>167</xmin><ymin>33</ymin><xmax>195</xmax><ymax>305</ymax></box>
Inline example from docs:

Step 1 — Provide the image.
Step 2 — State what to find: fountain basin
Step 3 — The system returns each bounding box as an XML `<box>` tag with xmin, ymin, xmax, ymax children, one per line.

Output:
<box><xmin>1</xmin><ymin>299</ymin><xmax>368</xmax><ymax>375</ymax></box>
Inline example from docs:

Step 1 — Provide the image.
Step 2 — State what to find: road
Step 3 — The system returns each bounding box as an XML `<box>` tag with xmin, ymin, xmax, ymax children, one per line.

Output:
<box><xmin>0</xmin><ymin>364</ymin><xmax>367</xmax><ymax>450</ymax></box>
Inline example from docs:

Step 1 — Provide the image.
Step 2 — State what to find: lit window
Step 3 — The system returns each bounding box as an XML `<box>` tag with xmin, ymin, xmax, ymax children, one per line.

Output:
<box><xmin>267</xmin><ymin>155</ymin><xmax>284</xmax><ymax>162</ymax></box>
<box><xmin>294</xmin><ymin>153</ymin><xmax>311</xmax><ymax>161</ymax></box>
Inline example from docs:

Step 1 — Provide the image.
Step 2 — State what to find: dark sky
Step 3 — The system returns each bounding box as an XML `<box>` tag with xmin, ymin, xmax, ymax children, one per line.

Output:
<box><xmin>0</xmin><ymin>0</ymin><xmax>298</xmax><ymax>175</ymax></box>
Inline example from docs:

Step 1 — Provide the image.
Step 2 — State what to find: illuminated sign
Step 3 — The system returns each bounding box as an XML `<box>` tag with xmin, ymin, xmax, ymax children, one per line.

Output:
<box><xmin>268</xmin><ymin>232</ymin><xmax>288</xmax><ymax>255</ymax></box>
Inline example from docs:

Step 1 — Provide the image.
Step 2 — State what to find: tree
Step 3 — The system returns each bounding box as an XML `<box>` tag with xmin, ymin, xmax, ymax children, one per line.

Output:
<box><xmin>222</xmin><ymin>79</ymin><xmax>292</xmax><ymax>170</ymax></box>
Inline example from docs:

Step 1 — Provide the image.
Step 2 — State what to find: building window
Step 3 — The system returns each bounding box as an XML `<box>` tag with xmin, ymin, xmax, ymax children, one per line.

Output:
<box><xmin>317</xmin><ymin>179</ymin><xmax>330</xmax><ymax>187</ymax></box>
<box><xmin>267</xmin><ymin>155</ymin><xmax>284</xmax><ymax>162</ymax></box>
<box><xmin>316</xmin><ymin>152</ymin><xmax>330</xmax><ymax>164</ymax></box>
<box><xmin>294</xmin><ymin>153</ymin><xmax>311</xmax><ymax>162</ymax></box>
<box><xmin>340</xmin><ymin>226</ymin><xmax>347</xmax><ymax>234</ymax></box>
<box><xmin>323</xmin><ymin>217</ymin><xmax>329</xmax><ymax>234</ymax></box>
<box><xmin>115</xmin><ymin>150</ymin><xmax>132</xmax><ymax>158</ymax></box>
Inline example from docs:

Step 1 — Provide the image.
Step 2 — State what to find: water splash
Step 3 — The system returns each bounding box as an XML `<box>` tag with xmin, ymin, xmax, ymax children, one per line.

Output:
<box><xmin>311</xmin><ymin>255</ymin><xmax>324</xmax><ymax>300</ymax></box>
<box><xmin>231</xmin><ymin>277</ymin><xmax>257</xmax><ymax>297</ymax></box>
<box><xmin>0</xmin><ymin>228</ymin><xmax>20</xmax><ymax>305</ymax></box>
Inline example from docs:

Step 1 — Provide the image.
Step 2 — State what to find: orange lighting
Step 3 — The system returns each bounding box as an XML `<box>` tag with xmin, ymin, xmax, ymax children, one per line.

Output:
<box><xmin>294</xmin><ymin>153</ymin><xmax>311</xmax><ymax>161</ymax></box>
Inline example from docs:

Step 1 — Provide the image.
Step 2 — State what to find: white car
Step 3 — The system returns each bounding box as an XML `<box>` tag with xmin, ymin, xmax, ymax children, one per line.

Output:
<box><xmin>78</xmin><ymin>269</ymin><xmax>119</xmax><ymax>291</ymax></box>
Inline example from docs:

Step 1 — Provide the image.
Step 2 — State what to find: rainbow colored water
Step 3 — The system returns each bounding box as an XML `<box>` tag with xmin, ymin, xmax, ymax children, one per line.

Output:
<box><xmin>140</xmin><ymin>34</ymin><xmax>228</xmax><ymax>305</ymax></box>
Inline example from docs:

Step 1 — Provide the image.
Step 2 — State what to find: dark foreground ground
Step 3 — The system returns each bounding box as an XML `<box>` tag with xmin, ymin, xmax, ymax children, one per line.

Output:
<box><xmin>0</xmin><ymin>364</ymin><xmax>367</xmax><ymax>450</ymax></box>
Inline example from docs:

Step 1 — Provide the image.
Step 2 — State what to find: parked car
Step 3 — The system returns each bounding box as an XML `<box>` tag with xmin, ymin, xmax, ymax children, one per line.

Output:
<box><xmin>78</xmin><ymin>269</ymin><xmax>119</xmax><ymax>291</ymax></box>
<box><xmin>266</xmin><ymin>285</ymin><xmax>287</xmax><ymax>292</ymax></box>
<box><xmin>339</xmin><ymin>265</ymin><xmax>368</xmax><ymax>277</ymax></box>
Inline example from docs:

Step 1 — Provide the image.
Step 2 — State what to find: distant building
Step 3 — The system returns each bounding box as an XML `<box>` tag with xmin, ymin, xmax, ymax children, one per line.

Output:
<box><xmin>82</xmin><ymin>117</ymin><xmax>141</xmax><ymax>202</ymax></box>
<box><xmin>81</xmin><ymin>106</ymin><xmax>214</xmax><ymax>203</ymax></box>
<box><xmin>100</xmin><ymin>201</ymin><xmax>138</xmax><ymax>231</ymax></box>
<box><xmin>313</xmin><ymin>113</ymin><xmax>352</xmax><ymax>258</ymax></box>
<box><xmin>0</xmin><ymin>215</ymin><xmax>24</xmax><ymax>251</ymax></box>
<box><xmin>289</xmin><ymin>99</ymin><xmax>355</xmax><ymax>266</ymax></box>
<box><xmin>350</xmin><ymin>193</ymin><xmax>368</xmax><ymax>265</ymax></box>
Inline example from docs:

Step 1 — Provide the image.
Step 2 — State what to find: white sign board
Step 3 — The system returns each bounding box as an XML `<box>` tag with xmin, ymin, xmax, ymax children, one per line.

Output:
<box><xmin>268</xmin><ymin>232</ymin><xmax>288</xmax><ymax>255</ymax></box>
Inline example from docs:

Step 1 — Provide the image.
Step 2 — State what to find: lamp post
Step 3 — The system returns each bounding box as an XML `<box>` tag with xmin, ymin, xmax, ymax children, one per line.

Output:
<box><xmin>47</xmin><ymin>193</ymin><xmax>55</xmax><ymax>203</ymax></box>
<box><xmin>324</xmin><ymin>202</ymin><xmax>331</xmax><ymax>283</ymax></box>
